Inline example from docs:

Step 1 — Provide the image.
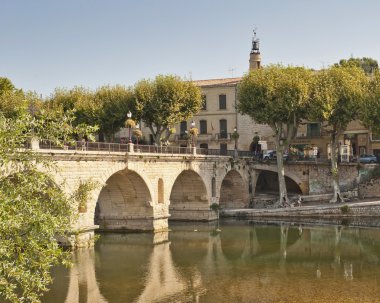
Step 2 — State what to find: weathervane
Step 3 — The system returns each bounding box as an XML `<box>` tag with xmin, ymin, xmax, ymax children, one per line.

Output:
<box><xmin>251</xmin><ymin>26</ymin><xmax>260</xmax><ymax>54</ymax></box>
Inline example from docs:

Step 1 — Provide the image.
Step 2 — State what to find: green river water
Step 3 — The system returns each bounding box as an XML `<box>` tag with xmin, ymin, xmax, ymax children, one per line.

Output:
<box><xmin>43</xmin><ymin>220</ymin><xmax>380</xmax><ymax>303</ymax></box>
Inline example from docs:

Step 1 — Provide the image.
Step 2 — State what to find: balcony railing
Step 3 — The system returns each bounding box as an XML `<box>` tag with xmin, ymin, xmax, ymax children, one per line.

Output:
<box><xmin>215</xmin><ymin>132</ymin><xmax>231</xmax><ymax>141</ymax></box>
<box><xmin>197</xmin><ymin>133</ymin><xmax>214</xmax><ymax>141</ymax></box>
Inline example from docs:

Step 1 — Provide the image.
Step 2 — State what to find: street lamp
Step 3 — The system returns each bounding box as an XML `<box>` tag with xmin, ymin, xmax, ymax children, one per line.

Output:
<box><xmin>190</xmin><ymin>121</ymin><xmax>195</xmax><ymax>147</ymax></box>
<box><xmin>232</xmin><ymin>126</ymin><xmax>239</xmax><ymax>158</ymax></box>
<box><xmin>135</xmin><ymin>123</ymin><xmax>140</xmax><ymax>147</ymax></box>
<box><xmin>127</xmin><ymin>111</ymin><xmax>132</xmax><ymax>143</ymax></box>
<box><xmin>233</xmin><ymin>127</ymin><xmax>237</xmax><ymax>150</ymax></box>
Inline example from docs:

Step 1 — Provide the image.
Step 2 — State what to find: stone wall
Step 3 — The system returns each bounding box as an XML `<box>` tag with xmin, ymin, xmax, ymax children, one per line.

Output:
<box><xmin>222</xmin><ymin>201</ymin><xmax>380</xmax><ymax>219</ymax></box>
<box><xmin>359</xmin><ymin>179</ymin><xmax>380</xmax><ymax>198</ymax></box>
<box><xmin>308</xmin><ymin>163</ymin><xmax>358</xmax><ymax>194</ymax></box>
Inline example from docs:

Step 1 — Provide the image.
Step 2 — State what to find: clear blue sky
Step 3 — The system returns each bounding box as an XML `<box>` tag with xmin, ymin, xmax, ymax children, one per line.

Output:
<box><xmin>1</xmin><ymin>0</ymin><xmax>380</xmax><ymax>96</ymax></box>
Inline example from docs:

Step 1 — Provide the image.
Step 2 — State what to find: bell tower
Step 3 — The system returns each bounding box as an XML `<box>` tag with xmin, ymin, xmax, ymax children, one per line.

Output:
<box><xmin>249</xmin><ymin>29</ymin><xmax>261</xmax><ymax>71</ymax></box>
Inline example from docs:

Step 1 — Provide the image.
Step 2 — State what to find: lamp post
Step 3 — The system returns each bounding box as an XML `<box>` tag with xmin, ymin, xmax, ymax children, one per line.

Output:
<box><xmin>232</xmin><ymin>126</ymin><xmax>239</xmax><ymax>158</ymax></box>
<box><xmin>135</xmin><ymin>123</ymin><xmax>140</xmax><ymax>147</ymax></box>
<box><xmin>127</xmin><ymin>111</ymin><xmax>132</xmax><ymax>143</ymax></box>
<box><xmin>233</xmin><ymin>127</ymin><xmax>237</xmax><ymax>150</ymax></box>
<box><xmin>190</xmin><ymin>120</ymin><xmax>195</xmax><ymax>147</ymax></box>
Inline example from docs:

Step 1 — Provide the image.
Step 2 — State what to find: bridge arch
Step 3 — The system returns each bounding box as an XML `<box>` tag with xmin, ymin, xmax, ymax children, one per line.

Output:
<box><xmin>255</xmin><ymin>170</ymin><xmax>303</xmax><ymax>195</ymax></box>
<box><xmin>219</xmin><ymin>169</ymin><xmax>249</xmax><ymax>209</ymax></box>
<box><xmin>169</xmin><ymin>169</ymin><xmax>209</xmax><ymax>221</ymax></box>
<box><xmin>95</xmin><ymin>169</ymin><xmax>154</xmax><ymax>231</ymax></box>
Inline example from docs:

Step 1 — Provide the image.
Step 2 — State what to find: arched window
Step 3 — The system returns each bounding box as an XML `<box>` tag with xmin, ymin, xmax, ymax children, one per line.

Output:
<box><xmin>158</xmin><ymin>178</ymin><xmax>164</xmax><ymax>203</ymax></box>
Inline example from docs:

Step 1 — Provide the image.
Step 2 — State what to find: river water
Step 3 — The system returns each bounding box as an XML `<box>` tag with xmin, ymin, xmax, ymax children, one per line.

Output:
<box><xmin>43</xmin><ymin>220</ymin><xmax>380</xmax><ymax>303</ymax></box>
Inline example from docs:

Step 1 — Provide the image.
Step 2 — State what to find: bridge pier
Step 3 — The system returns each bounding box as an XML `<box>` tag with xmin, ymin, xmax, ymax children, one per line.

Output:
<box><xmin>57</xmin><ymin>226</ymin><xmax>98</xmax><ymax>248</ymax></box>
<box><xmin>169</xmin><ymin>208</ymin><xmax>217</xmax><ymax>221</ymax></box>
<box><xmin>96</xmin><ymin>215</ymin><xmax>170</xmax><ymax>232</ymax></box>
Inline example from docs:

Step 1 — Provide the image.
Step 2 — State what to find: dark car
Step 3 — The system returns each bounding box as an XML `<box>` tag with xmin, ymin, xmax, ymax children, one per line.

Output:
<box><xmin>359</xmin><ymin>154</ymin><xmax>378</xmax><ymax>163</ymax></box>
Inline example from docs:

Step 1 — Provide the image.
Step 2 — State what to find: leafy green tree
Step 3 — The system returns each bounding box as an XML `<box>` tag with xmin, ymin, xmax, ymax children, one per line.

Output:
<box><xmin>0</xmin><ymin>77</ymin><xmax>27</xmax><ymax>118</ymax></box>
<box><xmin>46</xmin><ymin>87</ymin><xmax>98</xmax><ymax>127</ymax></box>
<box><xmin>238</xmin><ymin>65</ymin><xmax>313</xmax><ymax>205</ymax></box>
<box><xmin>134</xmin><ymin>75</ymin><xmax>202</xmax><ymax>145</ymax></box>
<box><xmin>94</xmin><ymin>85</ymin><xmax>134</xmax><ymax>142</ymax></box>
<box><xmin>361</xmin><ymin>70</ymin><xmax>380</xmax><ymax>136</ymax></box>
<box><xmin>0</xmin><ymin>103</ymin><xmax>96</xmax><ymax>302</ymax></box>
<box><xmin>308</xmin><ymin>65</ymin><xmax>369</xmax><ymax>202</ymax></box>
<box><xmin>335</xmin><ymin>57</ymin><xmax>379</xmax><ymax>75</ymax></box>
<box><xmin>47</xmin><ymin>85</ymin><xmax>134</xmax><ymax>142</ymax></box>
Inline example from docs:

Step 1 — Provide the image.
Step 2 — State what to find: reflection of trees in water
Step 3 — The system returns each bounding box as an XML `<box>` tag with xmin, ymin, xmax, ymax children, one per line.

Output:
<box><xmin>49</xmin><ymin>224</ymin><xmax>380</xmax><ymax>302</ymax></box>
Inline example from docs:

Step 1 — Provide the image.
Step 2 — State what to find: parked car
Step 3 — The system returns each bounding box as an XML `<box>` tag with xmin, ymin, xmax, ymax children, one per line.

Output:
<box><xmin>263</xmin><ymin>150</ymin><xmax>288</xmax><ymax>161</ymax></box>
<box><xmin>263</xmin><ymin>150</ymin><xmax>276</xmax><ymax>160</ymax></box>
<box><xmin>359</xmin><ymin>154</ymin><xmax>378</xmax><ymax>163</ymax></box>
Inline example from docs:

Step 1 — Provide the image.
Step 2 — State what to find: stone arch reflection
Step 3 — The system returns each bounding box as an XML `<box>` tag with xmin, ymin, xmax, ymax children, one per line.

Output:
<box><xmin>95</xmin><ymin>170</ymin><xmax>153</xmax><ymax>231</ymax></box>
<box><xmin>63</xmin><ymin>249</ymin><xmax>107</xmax><ymax>303</ymax></box>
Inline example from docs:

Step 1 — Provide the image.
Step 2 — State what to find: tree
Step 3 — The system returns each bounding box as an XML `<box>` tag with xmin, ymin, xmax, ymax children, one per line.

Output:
<box><xmin>46</xmin><ymin>87</ymin><xmax>98</xmax><ymax>127</ymax></box>
<box><xmin>238</xmin><ymin>65</ymin><xmax>313</xmax><ymax>206</ymax></box>
<box><xmin>95</xmin><ymin>85</ymin><xmax>134</xmax><ymax>142</ymax></box>
<box><xmin>0</xmin><ymin>106</ymin><xmax>96</xmax><ymax>302</ymax></box>
<box><xmin>361</xmin><ymin>70</ymin><xmax>380</xmax><ymax>136</ymax></box>
<box><xmin>308</xmin><ymin>65</ymin><xmax>369</xmax><ymax>202</ymax></box>
<box><xmin>134</xmin><ymin>75</ymin><xmax>202</xmax><ymax>145</ymax></box>
<box><xmin>0</xmin><ymin>77</ymin><xmax>28</xmax><ymax>118</ymax></box>
<box><xmin>47</xmin><ymin>85</ymin><xmax>134</xmax><ymax>142</ymax></box>
<box><xmin>335</xmin><ymin>57</ymin><xmax>379</xmax><ymax>75</ymax></box>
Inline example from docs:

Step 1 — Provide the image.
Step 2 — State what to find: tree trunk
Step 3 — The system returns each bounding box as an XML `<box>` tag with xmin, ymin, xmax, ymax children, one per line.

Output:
<box><xmin>275</xmin><ymin>137</ymin><xmax>289</xmax><ymax>207</ymax></box>
<box><xmin>330</xmin><ymin>132</ymin><xmax>343</xmax><ymax>203</ymax></box>
<box><xmin>148</xmin><ymin>124</ymin><xmax>164</xmax><ymax>146</ymax></box>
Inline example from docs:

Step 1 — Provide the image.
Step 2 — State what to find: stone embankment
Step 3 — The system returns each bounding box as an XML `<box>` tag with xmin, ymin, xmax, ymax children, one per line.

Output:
<box><xmin>222</xmin><ymin>200</ymin><xmax>380</xmax><ymax>220</ymax></box>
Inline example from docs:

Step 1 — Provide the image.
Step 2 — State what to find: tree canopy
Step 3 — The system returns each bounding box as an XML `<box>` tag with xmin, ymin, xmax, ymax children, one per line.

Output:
<box><xmin>134</xmin><ymin>75</ymin><xmax>202</xmax><ymax>145</ymax></box>
<box><xmin>238</xmin><ymin>65</ymin><xmax>313</xmax><ymax>204</ymax></box>
<box><xmin>0</xmin><ymin>77</ymin><xmax>28</xmax><ymax>118</ymax></box>
<box><xmin>47</xmin><ymin>85</ymin><xmax>134</xmax><ymax>141</ymax></box>
<box><xmin>1</xmin><ymin>81</ymin><xmax>96</xmax><ymax>302</ymax></box>
<box><xmin>361</xmin><ymin>70</ymin><xmax>380</xmax><ymax>135</ymax></box>
<box><xmin>308</xmin><ymin>65</ymin><xmax>369</xmax><ymax>202</ymax></box>
<box><xmin>335</xmin><ymin>57</ymin><xmax>379</xmax><ymax>75</ymax></box>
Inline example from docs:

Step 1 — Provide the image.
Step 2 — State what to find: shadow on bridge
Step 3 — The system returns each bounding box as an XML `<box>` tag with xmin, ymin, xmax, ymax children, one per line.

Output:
<box><xmin>95</xmin><ymin>170</ymin><xmax>154</xmax><ymax>231</ymax></box>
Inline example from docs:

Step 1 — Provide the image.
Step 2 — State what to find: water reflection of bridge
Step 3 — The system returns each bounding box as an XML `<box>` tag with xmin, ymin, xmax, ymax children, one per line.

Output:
<box><xmin>55</xmin><ymin>224</ymin><xmax>380</xmax><ymax>303</ymax></box>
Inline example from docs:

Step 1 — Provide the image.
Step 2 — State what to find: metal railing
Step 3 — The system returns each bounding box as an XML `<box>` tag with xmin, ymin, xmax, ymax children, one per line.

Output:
<box><xmin>35</xmin><ymin>139</ymin><xmax>358</xmax><ymax>164</ymax></box>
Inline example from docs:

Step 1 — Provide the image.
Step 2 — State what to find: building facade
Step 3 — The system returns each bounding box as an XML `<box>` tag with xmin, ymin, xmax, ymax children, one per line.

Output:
<box><xmin>134</xmin><ymin>32</ymin><xmax>380</xmax><ymax>160</ymax></box>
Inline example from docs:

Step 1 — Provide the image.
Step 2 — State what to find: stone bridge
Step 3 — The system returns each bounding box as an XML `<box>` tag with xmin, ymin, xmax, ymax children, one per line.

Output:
<box><xmin>37</xmin><ymin>149</ymin><xmax>358</xmax><ymax>246</ymax></box>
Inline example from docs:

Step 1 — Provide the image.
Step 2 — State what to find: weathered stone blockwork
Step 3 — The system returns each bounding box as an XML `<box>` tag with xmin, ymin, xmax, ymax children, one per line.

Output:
<box><xmin>359</xmin><ymin>179</ymin><xmax>380</xmax><ymax>198</ymax></box>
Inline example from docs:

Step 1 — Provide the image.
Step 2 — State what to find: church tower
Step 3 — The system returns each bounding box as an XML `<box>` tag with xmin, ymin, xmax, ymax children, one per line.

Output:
<box><xmin>249</xmin><ymin>29</ymin><xmax>261</xmax><ymax>71</ymax></box>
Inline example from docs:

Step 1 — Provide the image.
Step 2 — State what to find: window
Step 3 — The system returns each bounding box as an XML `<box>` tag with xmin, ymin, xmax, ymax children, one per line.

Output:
<box><xmin>200</xmin><ymin>120</ymin><xmax>207</xmax><ymax>134</ymax></box>
<box><xmin>219</xmin><ymin>119</ymin><xmax>227</xmax><ymax>138</ymax></box>
<box><xmin>220</xmin><ymin>143</ymin><xmax>227</xmax><ymax>155</ymax></box>
<box><xmin>180</xmin><ymin>121</ymin><xmax>187</xmax><ymax>139</ymax></box>
<box><xmin>200</xmin><ymin>143</ymin><xmax>208</xmax><ymax>149</ymax></box>
<box><xmin>219</xmin><ymin>94</ymin><xmax>226</xmax><ymax>109</ymax></box>
<box><xmin>307</xmin><ymin>123</ymin><xmax>320</xmax><ymax>137</ymax></box>
<box><xmin>372</xmin><ymin>133</ymin><xmax>380</xmax><ymax>141</ymax></box>
<box><xmin>201</xmin><ymin>94</ymin><xmax>207</xmax><ymax>110</ymax></box>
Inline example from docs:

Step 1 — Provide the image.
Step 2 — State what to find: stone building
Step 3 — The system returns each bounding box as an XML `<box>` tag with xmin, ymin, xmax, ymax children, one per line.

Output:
<box><xmin>164</xmin><ymin>31</ymin><xmax>273</xmax><ymax>153</ymax></box>
<box><xmin>133</xmin><ymin>32</ymin><xmax>380</xmax><ymax>160</ymax></box>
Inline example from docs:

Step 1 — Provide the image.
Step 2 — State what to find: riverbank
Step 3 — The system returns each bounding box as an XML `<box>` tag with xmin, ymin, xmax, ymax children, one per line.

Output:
<box><xmin>221</xmin><ymin>199</ymin><xmax>380</xmax><ymax>221</ymax></box>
